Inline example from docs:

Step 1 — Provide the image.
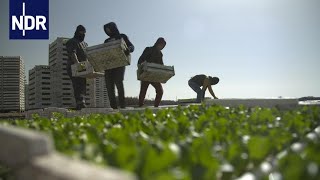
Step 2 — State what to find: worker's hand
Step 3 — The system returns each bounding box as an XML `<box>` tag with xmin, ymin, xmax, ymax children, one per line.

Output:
<box><xmin>124</xmin><ymin>48</ymin><xmax>130</xmax><ymax>56</ymax></box>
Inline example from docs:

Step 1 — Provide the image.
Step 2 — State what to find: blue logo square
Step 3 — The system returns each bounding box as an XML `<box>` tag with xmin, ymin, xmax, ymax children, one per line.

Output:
<box><xmin>9</xmin><ymin>0</ymin><xmax>49</xmax><ymax>39</ymax></box>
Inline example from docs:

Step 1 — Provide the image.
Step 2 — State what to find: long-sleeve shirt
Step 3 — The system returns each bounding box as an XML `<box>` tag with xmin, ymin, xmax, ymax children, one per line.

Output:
<box><xmin>138</xmin><ymin>46</ymin><xmax>164</xmax><ymax>65</ymax></box>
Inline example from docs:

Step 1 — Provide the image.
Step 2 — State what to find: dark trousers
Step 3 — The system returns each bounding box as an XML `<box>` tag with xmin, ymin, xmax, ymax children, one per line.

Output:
<box><xmin>105</xmin><ymin>67</ymin><xmax>126</xmax><ymax>109</ymax></box>
<box><xmin>139</xmin><ymin>81</ymin><xmax>163</xmax><ymax>107</ymax></box>
<box><xmin>188</xmin><ymin>80</ymin><xmax>204</xmax><ymax>102</ymax></box>
<box><xmin>66</xmin><ymin>64</ymin><xmax>86</xmax><ymax>108</ymax></box>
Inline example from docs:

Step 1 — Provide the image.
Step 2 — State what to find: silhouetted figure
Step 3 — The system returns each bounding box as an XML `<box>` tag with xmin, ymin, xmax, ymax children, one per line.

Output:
<box><xmin>188</xmin><ymin>74</ymin><xmax>219</xmax><ymax>102</ymax></box>
<box><xmin>103</xmin><ymin>22</ymin><xmax>134</xmax><ymax>109</ymax></box>
<box><xmin>66</xmin><ymin>25</ymin><xmax>88</xmax><ymax>110</ymax></box>
<box><xmin>138</xmin><ymin>38</ymin><xmax>167</xmax><ymax>107</ymax></box>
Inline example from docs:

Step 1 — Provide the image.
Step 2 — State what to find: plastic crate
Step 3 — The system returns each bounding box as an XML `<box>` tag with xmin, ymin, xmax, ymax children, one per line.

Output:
<box><xmin>137</xmin><ymin>62</ymin><xmax>175</xmax><ymax>83</ymax></box>
<box><xmin>71</xmin><ymin>61</ymin><xmax>104</xmax><ymax>78</ymax></box>
<box><xmin>87</xmin><ymin>39</ymin><xmax>130</xmax><ymax>72</ymax></box>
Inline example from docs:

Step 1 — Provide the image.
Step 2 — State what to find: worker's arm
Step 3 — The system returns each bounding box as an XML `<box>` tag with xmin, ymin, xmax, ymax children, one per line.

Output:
<box><xmin>66</xmin><ymin>40</ymin><xmax>80</xmax><ymax>64</ymax></box>
<box><xmin>207</xmin><ymin>85</ymin><xmax>218</xmax><ymax>99</ymax></box>
<box><xmin>203</xmin><ymin>78</ymin><xmax>218</xmax><ymax>99</ymax></box>
<box><xmin>137</xmin><ymin>47</ymin><xmax>151</xmax><ymax>65</ymax></box>
<box><xmin>70</xmin><ymin>53</ymin><xmax>80</xmax><ymax>64</ymax></box>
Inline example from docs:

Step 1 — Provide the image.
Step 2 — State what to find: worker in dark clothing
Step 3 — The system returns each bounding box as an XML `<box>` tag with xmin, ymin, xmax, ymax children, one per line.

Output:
<box><xmin>103</xmin><ymin>22</ymin><xmax>134</xmax><ymax>109</ymax></box>
<box><xmin>66</xmin><ymin>25</ymin><xmax>88</xmax><ymax>110</ymax></box>
<box><xmin>188</xmin><ymin>74</ymin><xmax>219</xmax><ymax>102</ymax></box>
<box><xmin>138</xmin><ymin>37</ymin><xmax>166</xmax><ymax>107</ymax></box>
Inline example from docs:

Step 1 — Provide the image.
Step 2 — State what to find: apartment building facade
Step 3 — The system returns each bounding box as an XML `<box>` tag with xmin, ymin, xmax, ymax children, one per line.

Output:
<box><xmin>48</xmin><ymin>37</ymin><xmax>75</xmax><ymax>107</ymax></box>
<box><xmin>0</xmin><ymin>56</ymin><xmax>25</xmax><ymax>112</ymax></box>
<box><xmin>28</xmin><ymin>65</ymin><xmax>52</xmax><ymax>109</ymax></box>
<box><xmin>95</xmin><ymin>76</ymin><xmax>110</xmax><ymax>108</ymax></box>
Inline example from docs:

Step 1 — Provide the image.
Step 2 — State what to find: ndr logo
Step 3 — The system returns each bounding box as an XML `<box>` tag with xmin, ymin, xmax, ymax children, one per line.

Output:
<box><xmin>10</xmin><ymin>0</ymin><xmax>49</xmax><ymax>39</ymax></box>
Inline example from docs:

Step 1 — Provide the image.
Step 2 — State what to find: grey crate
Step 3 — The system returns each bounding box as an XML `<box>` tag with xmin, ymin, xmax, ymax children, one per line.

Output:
<box><xmin>87</xmin><ymin>39</ymin><xmax>130</xmax><ymax>72</ymax></box>
<box><xmin>137</xmin><ymin>62</ymin><xmax>175</xmax><ymax>83</ymax></box>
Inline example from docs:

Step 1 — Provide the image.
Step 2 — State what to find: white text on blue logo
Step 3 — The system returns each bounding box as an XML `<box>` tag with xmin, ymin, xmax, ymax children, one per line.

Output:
<box><xmin>11</xmin><ymin>2</ymin><xmax>47</xmax><ymax>36</ymax></box>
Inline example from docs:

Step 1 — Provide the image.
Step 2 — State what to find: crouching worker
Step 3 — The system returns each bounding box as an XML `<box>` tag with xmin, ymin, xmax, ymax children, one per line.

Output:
<box><xmin>66</xmin><ymin>25</ymin><xmax>88</xmax><ymax>110</ymax></box>
<box><xmin>188</xmin><ymin>74</ymin><xmax>219</xmax><ymax>103</ymax></box>
<box><xmin>138</xmin><ymin>38</ymin><xmax>167</xmax><ymax>107</ymax></box>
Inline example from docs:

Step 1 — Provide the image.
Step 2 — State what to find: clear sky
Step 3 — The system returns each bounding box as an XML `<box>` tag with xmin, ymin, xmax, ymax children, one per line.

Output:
<box><xmin>1</xmin><ymin>0</ymin><xmax>320</xmax><ymax>100</ymax></box>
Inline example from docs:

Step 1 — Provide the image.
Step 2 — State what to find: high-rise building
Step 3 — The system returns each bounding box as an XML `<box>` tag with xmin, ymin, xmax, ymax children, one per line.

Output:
<box><xmin>49</xmin><ymin>37</ymin><xmax>74</xmax><ymax>107</ymax></box>
<box><xmin>25</xmin><ymin>83</ymin><xmax>29</xmax><ymax>110</ymax></box>
<box><xmin>85</xmin><ymin>78</ymin><xmax>96</xmax><ymax>108</ymax></box>
<box><xmin>28</xmin><ymin>65</ymin><xmax>52</xmax><ymax>109</ymax></box>
<box><xmin>95</xmin><ymin>77</ymin><xmax>110</xmax><ymax>108</ymax></box>
<box><xmin>0</xmin><ymin>56</ymin><xmax>25</xmax><ymax>112</ymax></box>
<box><xmin>24</xmin><ymin>75</ymin><xmax>28</xmax><ymax>110</ymax></box>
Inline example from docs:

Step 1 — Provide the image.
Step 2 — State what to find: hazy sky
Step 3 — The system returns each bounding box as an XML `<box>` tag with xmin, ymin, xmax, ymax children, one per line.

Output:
<box><xmin>1</xmin><ymin>0</ymin><xmax>319</xmax><ymax>100</ymax></box>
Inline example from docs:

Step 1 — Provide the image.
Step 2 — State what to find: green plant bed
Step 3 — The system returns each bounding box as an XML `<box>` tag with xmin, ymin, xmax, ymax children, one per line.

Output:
<box><xmin>1</xmin><ymin>105</ymin><xmax>320</xmax><ymax>180</ymax></box>
<box><xmin>260</xmin><ymin>127</ymin><xmax>320</xmax><ymax>180</ymax></box>
<box><xmin>276</xmin><ymin>139</ymin><xmax>320</xmax><ymax>180</ymax></box>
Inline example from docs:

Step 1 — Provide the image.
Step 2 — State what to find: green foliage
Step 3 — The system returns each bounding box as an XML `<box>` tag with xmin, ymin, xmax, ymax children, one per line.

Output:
<box><xmin>1</xmin><ymin>105</ymin><xmax>320</xmax><ymax>180</ymax></box>
<box><xmin>248</xmin><ymin>136</ymin><xmax>271</xmax><ymax>162</ymax></box>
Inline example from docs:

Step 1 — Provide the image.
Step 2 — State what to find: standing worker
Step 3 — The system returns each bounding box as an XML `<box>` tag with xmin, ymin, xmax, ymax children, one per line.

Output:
<box><xmin>66</xmin><ymin>25</ymin><xmax>88</xmax><ymax>110</ymax></box>
<box><xmin>103</xmin><ymin>22</ymin><xmax>134</xmax><ymax>109</ymax></box>
<box><xmin>138</xmin><ymin>37</ymin><xmax>167</xmax><ymax>107</ymax></box>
